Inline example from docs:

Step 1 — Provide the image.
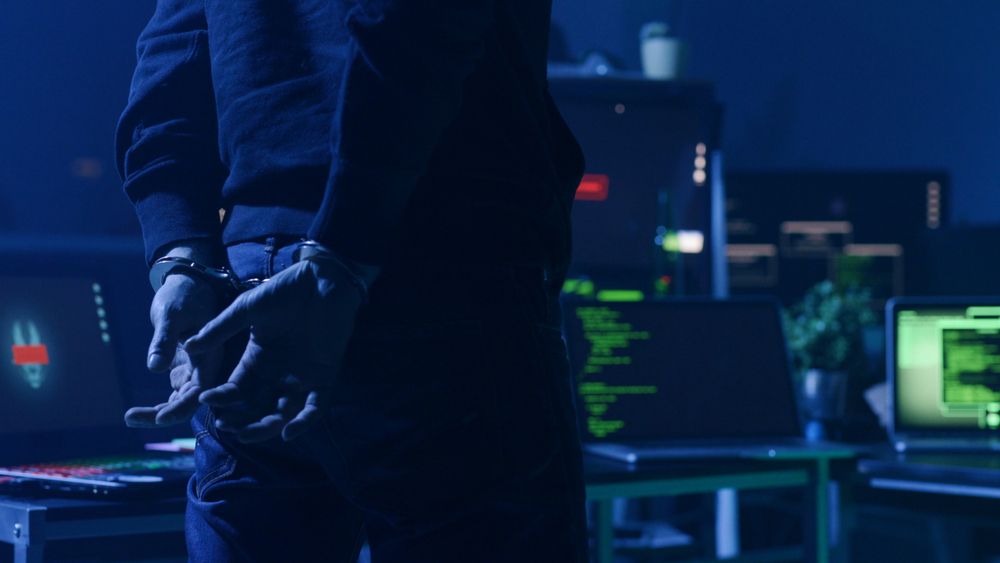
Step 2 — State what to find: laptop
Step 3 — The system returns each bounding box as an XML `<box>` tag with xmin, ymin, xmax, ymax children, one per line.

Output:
<box><xmin>886</xmin><ymin>297</ymin><xmax>1000</xmax><ymax>453</ymax></box>
<box><xmin>0</xmin><ymin>272</ymin><xmax>193</xmax><ymax>498</ymax></box>
<box><xmin>564</xmin><ymin>298</ymin><xmax>844</xmax><ymax>464</ymax></box>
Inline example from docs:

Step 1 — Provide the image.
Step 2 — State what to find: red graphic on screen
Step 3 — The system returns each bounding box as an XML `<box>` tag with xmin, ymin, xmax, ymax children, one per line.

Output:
<box><xmin>12</xmin><ymin>345</ymin><xmax>49</xmax><ymax>366</ymax></box>
<box><xmin>575</xmin><ymin>174</ymin><xmax>610</xmax><ymax>202</ymax></box>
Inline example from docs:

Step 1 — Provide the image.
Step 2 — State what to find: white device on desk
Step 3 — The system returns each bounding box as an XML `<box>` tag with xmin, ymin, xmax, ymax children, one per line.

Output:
<box><xmin>563</xmin><ymin>298</ymin><xmax>841</xmax><ymax>463</ymax></box>
<box><xmin>0</xmin><ymin>272</ymin><xmax>193</xmax><ymax>497</ymax></box>
<box><xmin>887</xmin><ymin>297</ymin><xmax>1000</xmax><ymax>453</ymax></box>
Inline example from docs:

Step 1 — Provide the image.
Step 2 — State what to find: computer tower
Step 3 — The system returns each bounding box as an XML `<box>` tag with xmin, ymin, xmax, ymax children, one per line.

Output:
<box><xmin>549</xmin><ymin>77</ymin><xmax>726</xmax><ymax>298</ymax></box>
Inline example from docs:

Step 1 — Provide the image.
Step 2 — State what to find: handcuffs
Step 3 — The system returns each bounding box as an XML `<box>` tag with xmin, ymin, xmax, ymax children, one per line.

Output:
<box><xmin>149</xmin><ymin>240</ymin><xmax>371</xmax><ymax>301</ymax></box>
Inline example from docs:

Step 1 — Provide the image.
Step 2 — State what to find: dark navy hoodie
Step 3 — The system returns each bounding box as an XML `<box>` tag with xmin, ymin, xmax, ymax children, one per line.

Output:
<box><xmin>115</xmin><ymin>0</ymin><xmax>584</xmax><ymax>268</ymax></box>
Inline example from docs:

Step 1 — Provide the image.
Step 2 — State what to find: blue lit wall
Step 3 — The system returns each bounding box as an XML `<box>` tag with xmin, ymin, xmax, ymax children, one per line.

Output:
<box><xmin>1</xmin><ymin>2</ymin><xmax>998</xmax><ymax>234</ymax></box>
<box><xmin>0</xmin><ymin>2</ymin><xmax>154</xmax><ymax>238</ymax></box>
<box><xmin>553</xmin><ymin>0</ymin><xmax>1000</xmax><ymax>225</ymax></box>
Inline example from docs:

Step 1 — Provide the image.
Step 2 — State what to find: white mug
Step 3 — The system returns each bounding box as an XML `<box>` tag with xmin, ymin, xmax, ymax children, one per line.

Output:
<box><xmin>641</xmin><ymin>36</ymin><xmax>684</xmax><ymax>80</ymax></box>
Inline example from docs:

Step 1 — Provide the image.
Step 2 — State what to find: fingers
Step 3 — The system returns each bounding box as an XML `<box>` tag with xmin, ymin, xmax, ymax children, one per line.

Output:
<box><xmin>169</xmin><ymin>363</ymin><xmax>192</xmax><ymax>391</ymax></box>
<box><xmin>147</xmin><ymin>317</ymin><xmax>178</xmax><ymax>373</ymax></box>
<box><xmin>124</xmin><ymin>403</ymin><xmax>169</xmax><ymax>428</ymax></box>
<box><xmin>154</xmin><ymin>394</ymin><xmax>200</xmax><ymax>426</ymax></box>
<box><xmin>155</xmin><ymin>379</ymin><xmax>203</xmax><ymax>426</ymax></box>
<box><xmin>199</xmin><ymin>338</ymin><xmax>278</xmax><ymax>407</ymax></box>
<box><xmin>236</xmin><ymin>414</ymin><xmax>288</xmax><ymax>444</ymax></box>
<box><xmin>282</xmin><ymin>390</ymin><xmax>325</xmax><ymax>442</ymax></box>
<box><xmin>184</xmin><ymin>292</ymin><xmax>255</xmax><ymax>355</ymax></box>
<box><xmin>230</xmin><ymin>390</ymin><xmax>322</xmax><ymax>444</ymax></box>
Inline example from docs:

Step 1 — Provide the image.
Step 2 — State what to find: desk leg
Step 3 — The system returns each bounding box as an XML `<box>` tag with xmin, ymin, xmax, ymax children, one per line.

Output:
<box><xmin>14</xmin><ymin>544</ymin><xmax>43</xmax><ymax>563</ymax></box>
<box><xmin>593</xmin><ymin>499</ymin><xmax>614</xmax><ymax>563</ymax></box>
<box><xmin>807</xmin><ymin>459</ymin><xmax>830</xmax><ymax>563</ymax></box>
<box><xmin>715</xmin><ymin>488</ymin><xmax>740</xmax><ymax>558</ymax></box>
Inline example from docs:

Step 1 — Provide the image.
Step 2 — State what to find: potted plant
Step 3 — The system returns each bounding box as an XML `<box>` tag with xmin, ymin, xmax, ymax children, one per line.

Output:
<box><xmin>783</xmin><ymin>281</ymin><xmax>876</xmax><ymax>439</ymax></box>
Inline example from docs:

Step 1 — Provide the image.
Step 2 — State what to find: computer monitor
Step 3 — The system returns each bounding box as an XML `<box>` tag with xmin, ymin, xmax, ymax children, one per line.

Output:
<box><xmin>0</xmin><ymin>275</ymin><xmax>125</xmax><ymax>435</ymax></box>
<box><xmin>726</xmin><ymin>170</ymin><xmax>948</xmax><ymax>303</ymax></box>
<box><xmin>888</xmin><ymin>298</ymin><xmax>1000</xmax><ymax>442</ymax></box>
<box><xmin>563</xmin><ymin>299</ymin><xmax>801</xmax><ymax>443</ymax></box>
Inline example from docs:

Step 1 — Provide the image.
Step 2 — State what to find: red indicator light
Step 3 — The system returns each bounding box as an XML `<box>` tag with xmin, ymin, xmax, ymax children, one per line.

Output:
<box><xmin>12</xmin><ymin>345</ymin><xmax>49</xmax><ymax>366</ymax></box>
<box><xmin>575</xmin><ymin>174</ymin><xmax>610</xmax><ymax>202</ymax></box>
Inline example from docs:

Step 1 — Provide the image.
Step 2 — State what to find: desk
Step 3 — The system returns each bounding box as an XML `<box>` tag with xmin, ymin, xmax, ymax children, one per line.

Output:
<box><xmin>0</xmin><ymin>495</ymin><xmax>185</xmax><ymax>563</ymax></box>
<box><xmin>851</xmin><ymin>453</ymin><xmax>1000</xmax><ymax>561</ymax></box>
<box><xmin>858</xmin><ymin>453</ymin><xmax>1000</xmax><ymax>499</ymax></box>
<box><xmin>2</xmin><ymin>453</ymin><xmax>849</xmax><ymax>563</ymax></box>
<box><xmin>585</xmin><ymin>450</ymin><xmax>853</xmax><ymax>563</ymax></box>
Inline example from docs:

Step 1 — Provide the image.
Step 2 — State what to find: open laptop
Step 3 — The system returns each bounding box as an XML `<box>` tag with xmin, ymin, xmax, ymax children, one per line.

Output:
<box><xmin>0</xmin><ymin>272</ymin><xmax>193</xmax><ymax>497</ymax></box>
<box><xmin>886</xmin><ymin>297</ymin><xmax>1000</xmax><ymax>453</ymax></box>
<box><xmin>564</xmin><ymin>298</ymin><xmax>843</xmax><ymax>464</ymax></box>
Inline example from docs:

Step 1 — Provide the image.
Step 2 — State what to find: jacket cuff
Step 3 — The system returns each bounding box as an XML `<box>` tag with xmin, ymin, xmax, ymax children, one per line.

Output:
<box><xmin>130</xmin><ymin>183</ymin><xmax>222</xmax><ymax>265</ymax></box>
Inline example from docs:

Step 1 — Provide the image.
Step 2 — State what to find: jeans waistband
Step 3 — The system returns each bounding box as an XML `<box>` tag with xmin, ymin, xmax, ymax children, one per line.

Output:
<box><xmin>225</xmin><ymin>238</ymin><xmax>563</xmax><ymax>328</ymax></box>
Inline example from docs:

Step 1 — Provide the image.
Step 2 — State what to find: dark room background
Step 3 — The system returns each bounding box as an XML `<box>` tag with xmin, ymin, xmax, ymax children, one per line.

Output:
<box><xmin>2</xmin><ymin>0</ymin><xmax>999</xmax><ymax>234</ymax></box>
<box><xmin>553</xmin><ymin>0</ymin><xmax>1000</xmax><ymax>227</ymax></box>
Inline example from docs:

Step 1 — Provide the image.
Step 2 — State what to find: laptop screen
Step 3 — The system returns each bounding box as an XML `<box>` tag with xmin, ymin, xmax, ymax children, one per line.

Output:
<box><xmin>564</xmin><ymin>299</ymin><xmax>801</xmax><ymax>443</ymax></box>
<box><xmin>0</xmin><ymin>276</ymin><xmax>125</xmax><ymax>435</ymax></box>
<box><xmin>891</xmin><ymin>299</ymin><xmax>1000</xmax><ymax>436</ymax></box>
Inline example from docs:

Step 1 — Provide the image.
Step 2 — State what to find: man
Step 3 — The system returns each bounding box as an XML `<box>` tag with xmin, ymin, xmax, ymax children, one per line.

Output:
<box><xmin>116</xmin><ymin>1</ymin><xmax>587</xmax><ymax>561</ymax></box>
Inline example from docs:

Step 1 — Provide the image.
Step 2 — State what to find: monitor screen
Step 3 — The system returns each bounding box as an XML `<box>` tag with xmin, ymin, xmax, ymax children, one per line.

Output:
<box><xmin>893</xmin><ymin>303</ymin><xmax>1000</xmax><ymax>433</ymax></box>
<box><xmin>0</xmin><ymin>276</ymin><xmax>125</xmax><ymax>435</ymax></box>
<box><xmin>564</xmin><ymin>300</ymin><xmax>801</xmax><ymax>443</ymax></box>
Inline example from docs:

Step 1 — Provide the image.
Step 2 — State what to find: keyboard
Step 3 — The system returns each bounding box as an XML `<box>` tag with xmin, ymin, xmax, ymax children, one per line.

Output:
<box><xmin>0</xmin><ymin>454</ymin><xmax>195</xmax><ymax>496</ymax></box>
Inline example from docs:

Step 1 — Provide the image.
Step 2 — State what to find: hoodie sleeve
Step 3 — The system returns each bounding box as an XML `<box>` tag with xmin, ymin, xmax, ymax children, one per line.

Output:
<box><xmin>115</xmin><ymin>0</ymin><xmax>227</xmax><ymax>264</ymax></box>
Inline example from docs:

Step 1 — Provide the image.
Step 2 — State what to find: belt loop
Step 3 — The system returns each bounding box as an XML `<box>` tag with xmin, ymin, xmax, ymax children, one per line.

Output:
<box><xmin>264</xmin><ymin>237</ymin><xmax>277</xmax><ymax>277</ymax></box>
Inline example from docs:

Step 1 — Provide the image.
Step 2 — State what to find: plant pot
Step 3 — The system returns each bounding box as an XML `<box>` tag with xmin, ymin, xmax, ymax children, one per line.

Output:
<box><xmin>797</xmin><ymin>369</ymin><xmax>849</xmax><ymax>440</ymax></box>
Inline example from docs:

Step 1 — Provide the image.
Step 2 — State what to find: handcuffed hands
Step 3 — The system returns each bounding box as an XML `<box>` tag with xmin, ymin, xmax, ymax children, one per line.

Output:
<box><xmin>124</xmin><ymin>271</ymin><xmax>224</xmax><ymax>428</ymax></box>
<box><xmin>184</xmin><ymin>257</ymin><xmax>369</xmax><ymax>443</ymax></box>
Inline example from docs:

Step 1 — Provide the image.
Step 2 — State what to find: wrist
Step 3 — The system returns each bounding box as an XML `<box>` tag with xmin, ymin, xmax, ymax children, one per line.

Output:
<box><xmin>294</xmin><ymin>240</ymin><xmax>380</xmax><ymax>302</ymax></box>
<box><xmin>149</xmin><ymin>256</ymin><xmax>236</xmax><ymax>296</ymax></box>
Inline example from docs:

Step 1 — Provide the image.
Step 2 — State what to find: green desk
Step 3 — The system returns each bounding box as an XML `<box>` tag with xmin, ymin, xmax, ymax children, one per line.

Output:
<box><xmin>585</xmin><ymin>449</ymin><xmax>854</xmax><ymax>563</ymax></box>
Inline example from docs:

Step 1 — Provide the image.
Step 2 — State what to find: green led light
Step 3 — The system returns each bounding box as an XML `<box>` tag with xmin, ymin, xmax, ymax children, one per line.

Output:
<box><xmin>988</xmin><ymin>413</ymin><xmax>1000</xmax><ymax>429</ymax></box>
<box><xmin>562</xmin><ymin>278</ymin><xmax>596</xmax><ymax>298</ymax></box>
<box><xmin>661</xmin><ymin>232</ymin><xmax>680</xmax><ymax>253</ymax></box>
<box><xmin>596</xmin><ymin>290</ymin><xmax>644</xmax><ymax>302</ymax></box>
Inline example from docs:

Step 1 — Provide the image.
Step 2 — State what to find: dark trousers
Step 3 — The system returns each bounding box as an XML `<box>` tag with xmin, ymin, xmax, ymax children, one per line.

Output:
<box><xmin>185</xmin><ymin>240</ymin><xmax>589</xmax><ymax>562</ymax></box>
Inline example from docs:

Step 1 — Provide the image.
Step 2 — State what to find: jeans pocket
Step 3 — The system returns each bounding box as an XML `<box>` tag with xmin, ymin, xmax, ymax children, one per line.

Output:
<box><xmin>321</xmin><ymin>320</ymin><xmax>506</xmax><ymax>515</ymax></box>
<box><xmin>191</xmin><ymin>407</ymin><xmax>237</xmax><ymax>502</ymax></box>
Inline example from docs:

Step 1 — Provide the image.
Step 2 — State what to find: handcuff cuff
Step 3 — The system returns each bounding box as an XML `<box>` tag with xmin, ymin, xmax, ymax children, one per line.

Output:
<box><xmin>148</xmin><ymin>240</ymin><xmax>371</xmax><ymax>302</ymax></box>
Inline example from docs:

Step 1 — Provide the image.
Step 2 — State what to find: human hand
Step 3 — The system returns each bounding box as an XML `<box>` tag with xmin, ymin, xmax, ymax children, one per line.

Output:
<box><xmin>184</xmin><ymin>258</ymin><xmax>368</xmax><ymax>443</ymax></box>
<box><xmin>124</xmin><ymin>245</ymin><xmax>224</xmax><ymax>428</ymax></box>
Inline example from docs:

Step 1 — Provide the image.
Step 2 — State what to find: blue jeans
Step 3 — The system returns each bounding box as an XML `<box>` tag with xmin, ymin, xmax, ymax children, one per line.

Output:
<box><xmin>185</xmin><ymin>238</ymin><xmax>588</xmax><ymax>562</ymax></box>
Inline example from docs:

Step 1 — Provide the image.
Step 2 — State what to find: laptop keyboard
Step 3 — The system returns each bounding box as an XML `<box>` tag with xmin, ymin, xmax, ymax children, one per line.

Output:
<box><xmin>0</xmin><ymin>454</ymin><xmax>194</xmax><ymax>481</ymax></box>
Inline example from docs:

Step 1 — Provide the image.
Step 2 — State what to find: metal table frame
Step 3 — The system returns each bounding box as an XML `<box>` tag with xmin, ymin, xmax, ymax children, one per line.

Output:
<box><xmin>0</xmin><ymin>497</ymin><xmax>184</xmax><ymax>563</ymax></box>
<box><xmin>1</xmin><ymin>456</ymin><xmax>843</xmax><ymax>562</ymax></box>
<box><xmin>586</xmin><ymin>456</ymin><xmax>839</xmax><ymax>563</ymax></box>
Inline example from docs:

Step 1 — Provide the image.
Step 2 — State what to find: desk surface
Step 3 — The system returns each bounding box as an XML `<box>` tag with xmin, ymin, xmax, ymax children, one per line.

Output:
<box><xmin>859</xmin><ymin>453</ymin><xmax>1000</xmax><ymax>499</ymax></box>
<box><xmin>0</xmin><ymin>494</ymin><xmax>185</xmax><ymax>522</ymax></box>
<box><xmin>584</xmin><ymin>447</ymin><xmax>855</xmax><ymax>483</ymax></box>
